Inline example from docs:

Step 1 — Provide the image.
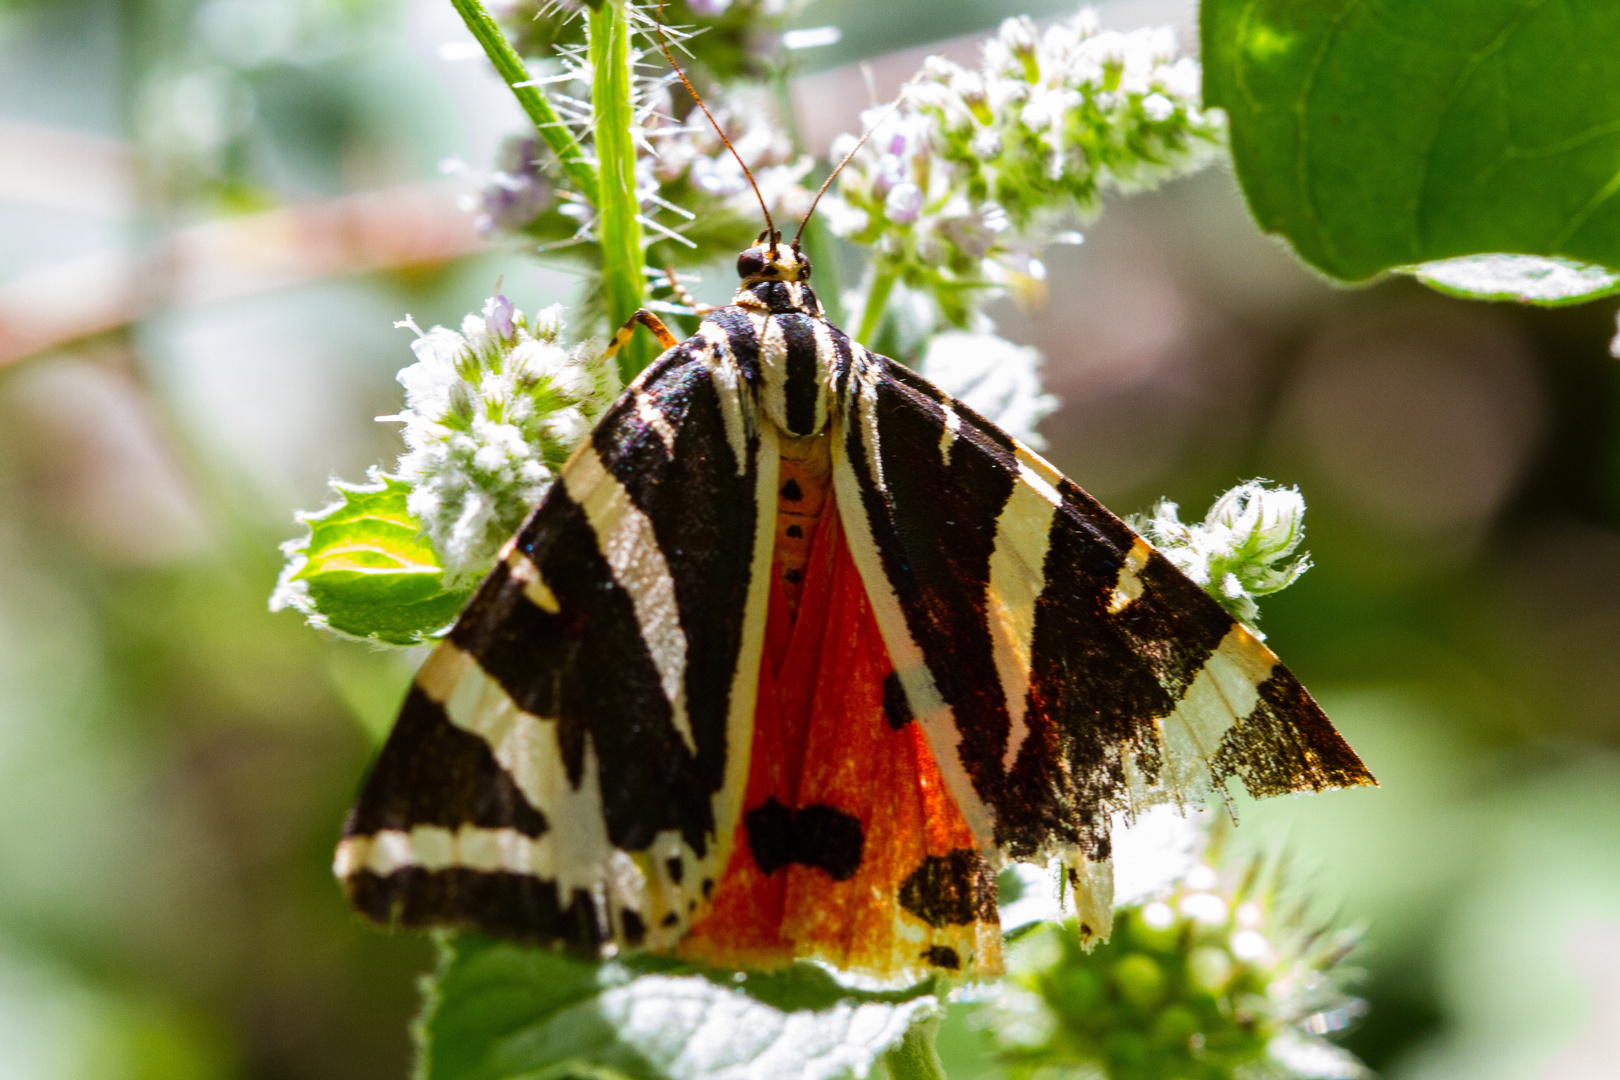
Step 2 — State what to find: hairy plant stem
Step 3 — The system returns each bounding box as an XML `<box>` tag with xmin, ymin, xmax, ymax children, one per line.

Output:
<box><xmin>447</xmin><ymin>0</ymin><xmax>597</xmax><ymax>197</ymax></box>
<box><xmin>857</xmin><ymin>266</ymin><xmax>897</xmax><ymax>345</ymax></box>
<box><xmin>883</xmin><ymin>1013</ymin><xmax>947</xmax><ymax>1080</ymax></box>
<box><xmin>590</xmin><ymin>0</ymin><xmax>652</xmax><ymax>383</ymax></box>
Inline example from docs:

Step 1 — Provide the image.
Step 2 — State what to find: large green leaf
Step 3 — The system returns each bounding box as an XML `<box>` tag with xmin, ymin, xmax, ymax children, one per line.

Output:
<box><xmin>417</xmin><ymin>935</ymin><xmax>940</xmax><ymax>1080</ymax></box>
<box><xmin>1203</xmin><ymin>0</ymin><xmax>1620</xmax><ymax>297</ymax></box>
<box><xmin>271</xmin><ymin>470</ymin><xmax>471</xmax><ymax>646</ymax></box>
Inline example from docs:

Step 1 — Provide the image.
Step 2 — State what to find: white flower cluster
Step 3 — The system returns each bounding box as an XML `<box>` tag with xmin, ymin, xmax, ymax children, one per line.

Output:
<box><xmin>824</xmin><ymin>6</ymin><xmax>1223</xmax><ymax>329</ymax></box>
<box><xmin>919</xmin><ymin>330</ymin><xmax>1058</xmax><ymax>448</ymax></box>
<box><xmin>389</xmin><ymin>296</ymin><xmax>616</xmax><ymax>585</ymax></box>
<box><xmin>640</xmin><ymin>82</ymin><xmax>815</xmax><ymax>233</ymax></box>
<box><xmin>1136</xmin><ymin>481</ymin><xmax>1311</xmax><ymax>629</ymax></box>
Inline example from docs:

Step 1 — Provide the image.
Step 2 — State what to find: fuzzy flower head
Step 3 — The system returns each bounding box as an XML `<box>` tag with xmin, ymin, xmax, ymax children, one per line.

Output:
<box><xmin>823</xmin><ymin>5</ymin><xmax>1223</xmax><ymax>330</ymax></box>
<box><xmin>1136</xmin><ymin>481</ymin><xmax>1312</xmax><ymax>630</ymax></box>
<box><xmin>919</xmin><ymin>330</ymin><xmax>1058</xmax><ymax>448</ymax></box>
<box><xmin>389</xmin><ymin>297</ymin><xmax>616</xmax><ymax>585</ymax></box>
<box><xmin>987</xmin><ymin>857</ymin><xmax>1369</xmax><ymax>1080</ymax></box>
<box><xmin>640</xmin><ymin>81</ymin><xmax>815</xmax><ymax>231</ymax></box>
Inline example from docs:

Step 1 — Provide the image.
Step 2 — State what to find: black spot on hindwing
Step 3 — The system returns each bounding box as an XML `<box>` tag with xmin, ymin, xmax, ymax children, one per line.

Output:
<box><xmin>744</xmin><ymin>797</ymin><xmax>865</xmax><ymax>881</ymax></box>
<box><xmin>898</xmin><ymin>849</ymin><xmax>998</xmax><ymax>927</ymax></box>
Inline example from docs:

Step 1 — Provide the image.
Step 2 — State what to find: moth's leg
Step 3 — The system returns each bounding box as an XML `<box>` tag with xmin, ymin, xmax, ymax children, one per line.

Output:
<box><xmin>662</xmin><ymin>267</ymin><xmax>717</xmax><ymax>315</ymax></box>
<box><xmin>604</xmin><ymin>309</ymin><xmax>680</xmax><ymax>364</ymax></box>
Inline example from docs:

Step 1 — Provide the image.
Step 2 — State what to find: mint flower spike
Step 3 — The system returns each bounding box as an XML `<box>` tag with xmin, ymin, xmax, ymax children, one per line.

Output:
<box><xmin>1137</xmin><ymin>481</ymin><xmax>1311</xmax><ymax>631</ymax></box>
<box><xmin>918</xmin><ymin>330</ymin><xmax>1058</xmax><ymax>448</ymax></box>
<box><xmin>388</xmin><ymin>296</ymin><xmax>617</xmax><ymax>587</ymax></box>
<box><xmin>823</xmin><ymin>5</ymin><xmax>1223</xmax><ymax>335</ymax></box>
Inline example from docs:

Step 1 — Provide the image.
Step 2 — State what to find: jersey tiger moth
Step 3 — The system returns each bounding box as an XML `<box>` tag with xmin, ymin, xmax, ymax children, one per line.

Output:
<box><xmin>331</xmin><ymin>233</ymin><xmax>1373</xmax><ymax>980</ymax></box>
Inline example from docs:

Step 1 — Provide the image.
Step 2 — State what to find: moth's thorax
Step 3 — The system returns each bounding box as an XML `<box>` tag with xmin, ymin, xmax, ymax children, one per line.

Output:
<box><xmin>724</xmin><ymin>247</ymin><xmax>842</xmax><ymax>438</ymax></box>
<box><xmin>748</xmin><ymin>302</ymin><xmax>839</xmax><ymax>438</ymax></box>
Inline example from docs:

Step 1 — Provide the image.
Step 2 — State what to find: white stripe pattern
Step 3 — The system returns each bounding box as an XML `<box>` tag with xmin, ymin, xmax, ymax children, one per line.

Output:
<box><xmin>938</xmin><ymin>404</ymin><xmax>961</xmax><ymax>464</ymax></box>
<box><xmin>505</xmin><ymin>549</ymin><xmax>560</xmax><ymax>613</ymax></box>
<box><xmin>986</xmin><ymin>462</ymin><xmax>1062</xmax><ymax>770</ymax></box>
<box><xmin>830</xmin><ymin>400</ymin><xmax>999</xmax><ymax>855</ymax></box>
<box><xmin>695</xmin><ymin>323</ymin><xmax>752</xmax><ymax>473</ymax></box>
<box><xmin>1154</xmin><ymin>625</ymin><xmax>1277</xmax><ymax>799</ymax></box>
<box><xmin>562</xmin><ymin>447</ymin><xmax>697</xmax><ymax>756</ymax></box>
<box><xmin>1107</xmin><ymin>538</ymin><xmax>1153</xmax><ymax>614</ymax></box>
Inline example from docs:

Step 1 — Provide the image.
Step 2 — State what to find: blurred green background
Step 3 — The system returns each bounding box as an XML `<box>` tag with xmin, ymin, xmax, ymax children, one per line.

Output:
<box><xmin>1</xmin><ymin>0</ymin><xmax>1617</xmax><ymax>1077</ymax></box>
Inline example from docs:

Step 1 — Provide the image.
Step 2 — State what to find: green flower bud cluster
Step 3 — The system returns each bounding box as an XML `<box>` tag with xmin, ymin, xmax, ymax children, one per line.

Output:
<box><xmin>389</xmin><ymin>296</ymin><xmax>617</xmax><ymax>586</ymax></box>
<box><xmin>824</xmin><ymin>6</ymin><xmax>1224</xmax><ymax>330</ymax></box>
<box><xmin>1134</xmin><ymin>481</ymin><xmax>1311</xmax><ymax>630</ymax></box>
<box><xmin>987</xmin><ymin>862</ymin><xmax>1367</xmax><ymax>1080</ymax></box>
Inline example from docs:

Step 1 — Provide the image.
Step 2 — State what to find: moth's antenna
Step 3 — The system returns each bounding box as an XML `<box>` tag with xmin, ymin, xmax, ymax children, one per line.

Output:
<box><xmin>652</xmin><ymin>1</ymin><xmax>776</xmax><ymax>244</ymax></box>
<box><xmin>792</xmin><ymin>86</ymin><xmax>910</xmax><ymax>249</ymax></box>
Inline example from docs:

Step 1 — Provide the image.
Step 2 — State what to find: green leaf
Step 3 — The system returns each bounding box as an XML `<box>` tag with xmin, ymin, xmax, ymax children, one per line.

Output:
<box><xmin>1203</xmin><ymin>0</ymin><xmax>1620</xmax><ymax>288</ymax></box>
<box><xmin>271</xmin><ymin>469</ymin><xmax>471</xmax><ymax>647</ymax></box>
<box><xmin>416</xmin><ymin>935</ymin><xmax>940</xmax><ymax>1080</ymax></box>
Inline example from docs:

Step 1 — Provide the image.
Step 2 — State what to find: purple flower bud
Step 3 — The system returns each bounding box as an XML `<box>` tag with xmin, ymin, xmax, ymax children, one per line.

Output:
<box><xmin>884</xmin><ymin>182</ymin><xmax>923</xmax><ymax>224</ymax></box>
<box><xmin>484</xmin><ymin>294</ymin><xmax>516</xmax><ymax>341</ymax></box>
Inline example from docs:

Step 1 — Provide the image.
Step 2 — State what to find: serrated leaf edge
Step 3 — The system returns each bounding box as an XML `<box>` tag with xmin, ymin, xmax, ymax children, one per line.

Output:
<box><xmin>270</xmin><ymin>466</ymin><xmax>459</xmax><ymax>646</ymax></box>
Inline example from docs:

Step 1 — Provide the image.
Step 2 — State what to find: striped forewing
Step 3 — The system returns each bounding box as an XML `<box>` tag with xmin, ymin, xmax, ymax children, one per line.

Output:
<box><xmin>337</xmin><ymin>337</ymin><xmax>777</xmax><ymax>952</ymax></box>
<box><xmin>832</xmin><ymin>349</ymin><xmax>1374</xmax><ymax>872</ymax></box>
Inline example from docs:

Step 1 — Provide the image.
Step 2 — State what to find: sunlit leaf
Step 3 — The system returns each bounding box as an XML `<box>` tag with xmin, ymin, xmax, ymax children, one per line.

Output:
<box><xmin>1203</xmin><ymin>0</ymin><xmax>1620</xmax><ymax>289</ymax></box>
<box><xmin>1397</xmin><ymin>253</ymin><xmax>1620</xmax><ymax>306</ymax></box>
<box><xmin>271</xmin><ymin>469</ymin><xmax>471</xmax><ymax>647</ymax></box>
<box><xmin>418</xmin><ymin>935</ymin><xmax>940</xmax><ymax>1080</ymax></box>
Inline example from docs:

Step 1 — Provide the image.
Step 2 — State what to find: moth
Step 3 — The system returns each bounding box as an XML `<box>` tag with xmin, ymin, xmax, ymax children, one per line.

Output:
<box><xmin>334</xmin><ymin>55</ymin><xmax>1373</xmax><ymax>982</ymax></box>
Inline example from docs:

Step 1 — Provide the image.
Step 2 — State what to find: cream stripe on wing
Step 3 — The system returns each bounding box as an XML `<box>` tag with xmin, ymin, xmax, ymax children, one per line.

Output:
<box><xmin>505</xmin><ymin>548</ymin><xmax>560</xmax><ymax>613</ymax></box>
<box><xmin>938</xmin><ymin>404</ymin><xmax>961</xmax><ymax>464</ymax></box>
<box><xmin>413</xmin><ymin>644</ymin><xmax>703</xmax><ymax>946</ymax></box>
<box><xmin>416</xmin><ymin>643</ymin><xmax>619</xmax><ymax>896</ymax></box>
<box><xmin>636</xmin><ymin>392</ymin><xmax>679</xmax><ymax>455</ymax></box>
<box><xmin>695</xmin><ymin>323</ymin><xmax>751</xmax><ymax>473</ymax></box>
<box><xmin>562</xmin><ymin>447</ymin><xmax>696</xmax><ymax>756</ymax></box>
<box><xmin>987</xmin><ymin>462</ymin><xmax>1062</xmax><ymax>771</ymax></box>
<box><xmin>831</xmin><ymin>403</ymin><xmax>998</xmax><ymax>856</ymax></box>
<box><xmin>334</xmin><ymin>826</ymin><xmax>540</xmax><ymax>877</ymax></box>
<box><xmin>810</xmin><ymin>318</ymin><xmax>837</xmax><ymax>433</ymax></box>
<box><xmin>706</xmin><ymin>421</ymin><xmax>778</xmax><ymax>880</ymax></box>
<box><xmin>1156</xmin><ymin>625</ymin><xmax>1277</xmax><ymax>799</ymax></box>
<box><xmin>1107</xmin><ymin>538</ymin><xmax>1153</xmax><ymax>614</ymax></box>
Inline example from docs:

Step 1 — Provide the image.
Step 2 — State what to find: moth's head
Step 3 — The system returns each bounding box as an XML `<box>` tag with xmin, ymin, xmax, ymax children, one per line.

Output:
<box><xmin>737</xmin><ymin>239</ymin><xmax>811</xmax><ymax>285</ymax></box>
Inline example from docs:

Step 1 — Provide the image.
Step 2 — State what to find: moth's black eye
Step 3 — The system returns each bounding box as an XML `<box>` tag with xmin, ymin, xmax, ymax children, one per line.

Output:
<box><xmin>737</xmin><ymin>251</ymin><xmax>767</xmax><ymax>278</ymax></box>
<box><xmin>796</xmin><ymin>252</ymin><xmax>812</xmax><ymax>280</ymax></box>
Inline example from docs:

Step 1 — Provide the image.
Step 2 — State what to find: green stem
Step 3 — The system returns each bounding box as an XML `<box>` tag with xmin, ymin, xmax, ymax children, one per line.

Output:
<box><xmin>447</xmin><ymin>0</ymin><xmax>598</xmax><ymax>198</ymax></box>
<box><xmin>884</xmin><ymin>1013</ymin><xmax>947</xmax><ymax>1080</ymax></box>
<box><xmin>857</xmin><ymin>266</ymin><xmax>897</xmax><ymax>345</ymax></box>
<box><xmin>590</xmin><ymin>0</ymin><xmax>650</xmax><ymax>384</ymax></box>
